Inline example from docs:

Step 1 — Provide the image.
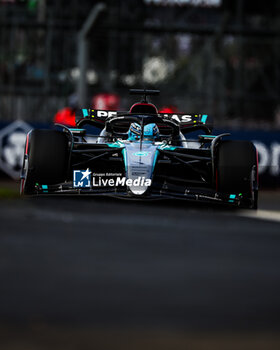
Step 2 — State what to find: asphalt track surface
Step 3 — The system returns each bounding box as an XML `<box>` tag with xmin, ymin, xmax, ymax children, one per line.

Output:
<box><xmin>0</xmin><ymin>191</ymin><xmax>280</xmax><ymax>349</ymax></box>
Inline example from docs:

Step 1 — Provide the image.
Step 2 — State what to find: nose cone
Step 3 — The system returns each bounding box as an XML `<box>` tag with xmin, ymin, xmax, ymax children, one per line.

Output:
<box><xmin>124</xmin><ymin>143</ymin><xmax>157</xmax><ymax>196</ymax></box>
<box><xmin>130</xmin><ymin>182</ymin><xmax>149</xmax><ymax>195</ymax></box>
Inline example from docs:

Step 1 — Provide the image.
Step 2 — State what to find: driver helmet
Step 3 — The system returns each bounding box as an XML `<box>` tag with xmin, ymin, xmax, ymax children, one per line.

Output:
<box><xmin>128</xmin><ymin>122</ymin><xmax>159</xmax><ymax>141</ymax></box>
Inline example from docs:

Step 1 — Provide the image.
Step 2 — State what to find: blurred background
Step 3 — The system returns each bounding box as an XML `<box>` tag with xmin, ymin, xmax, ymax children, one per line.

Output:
<box><xmin>1</xmin><ymin>1</ymin><xmax>280</xmax><ymax>350</ymax></box>
<box><xmin>0</xmin><ymin>0</ymin><xmax>279</xmax><ymax>126</ymax></box>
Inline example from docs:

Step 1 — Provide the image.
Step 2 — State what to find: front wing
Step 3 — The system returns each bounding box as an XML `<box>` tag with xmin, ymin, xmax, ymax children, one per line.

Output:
<box><xmin>33</xmin><ymin>182</ymin><xmax>246</xmax><ymax>207</ymax></box>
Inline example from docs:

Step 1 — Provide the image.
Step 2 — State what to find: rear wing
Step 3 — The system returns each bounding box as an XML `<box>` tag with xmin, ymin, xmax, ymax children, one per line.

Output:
<box><xmin>160</xmin><ymin>112</ymin><xmax>213</xmax><ymax>133</ymax></box>
<box><xmin>75</xmin><ymin>109</ymin><xmax>213</xmax><ymax>133</ymax></box>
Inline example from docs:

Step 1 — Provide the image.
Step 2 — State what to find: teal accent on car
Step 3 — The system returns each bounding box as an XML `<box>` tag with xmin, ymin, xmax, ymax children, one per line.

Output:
<box><xmin>42</xmin><ymin>184</ymin><xmax>48</xmax><ymax>193</ymax></box>
<box><xmin>152</xmin><ymin>150</ymin><xmax>159</xmax><ymax>172</ymax></box>
<box><xmin>122</xmin><ymin>148</ymin><xmax>127</xmax><ymax>172</ymax></box>
<box><xmin>228</xmin><ymin>194</ymin><xmax>236</xmax><ymax>203</ymax></box>
<box><xmin>69</xmin><ymin>128</ymin><xmax>85</xmax><ymax>131</ymax></box>
<box><xmin>107</xmin><ymin>141</ymin><xmax>123</xmax><ymax>148</ymax></box>
<box><xmin>82</xmin><ymin>109</ymin><xmax>89</xmax><ymax>117</ymax></box>
<box><xmin>133</xmin><ymin>151</ymin><xmax>151</xmax><ymax>156</ymax></box>
<box><xmin>159</xmin><ymin>144</ymin><xmax>176</xmax><ymax>151</ymax></box>
<box><xmin>199</xmin><ymin>135</ymin><xmax>216</xmax><ymax>138</ymax></box>
<box><xmin>201</xmin><ymin>114</ymin><xmax>208</xmax><ymax>123</ymax></box>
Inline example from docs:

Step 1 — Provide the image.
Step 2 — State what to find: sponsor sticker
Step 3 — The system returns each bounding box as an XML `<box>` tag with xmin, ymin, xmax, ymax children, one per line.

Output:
<box><xmin>73</xmin><ymin>169</ymin><xmax>91</xmax><ymax>188</ymax></box>
<box><xmin>73</xmin><ymin>169</ymin><xmax>151</xmax><ymax>187</ymax></box>
<box><xmin>95</xmin><ymin>110</ymin><xmax>117</xmax><ymax>118</ymax></box>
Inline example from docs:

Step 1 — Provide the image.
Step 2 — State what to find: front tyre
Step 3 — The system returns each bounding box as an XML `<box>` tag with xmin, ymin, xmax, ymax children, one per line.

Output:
<box><xmin>21</xmin><ymin>129</ymin><xmax>69</xmax><ymax>195</ymax></box>
<box><xmin>216</xmin><ymin>140</ymin><xmax>258</xmax><ymax>209</ymax></box>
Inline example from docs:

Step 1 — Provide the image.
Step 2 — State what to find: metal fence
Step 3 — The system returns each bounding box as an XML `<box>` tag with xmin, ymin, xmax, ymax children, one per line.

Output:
<box><xmin>0</xmin><ymin>0</ymin><xmax>279</xmax><ymax>128</ymax></box>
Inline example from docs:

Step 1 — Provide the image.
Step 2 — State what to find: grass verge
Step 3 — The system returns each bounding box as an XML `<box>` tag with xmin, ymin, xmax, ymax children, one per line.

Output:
<box><xmin>0</xmin><ymin>186</ymin><xmax>20</xmax><ymax>199</ymax></box>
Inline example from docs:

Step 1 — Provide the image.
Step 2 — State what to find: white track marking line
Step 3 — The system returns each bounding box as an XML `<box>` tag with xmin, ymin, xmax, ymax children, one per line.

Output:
<box><xmin>239</xmin><ymin>210</ymin><xmax>280</xmax><ymax>223</ymax></box>
<box><xmin>22</xmin><ymin>207</ymin><xmax>189</xmax><ymax>230</ymax></box>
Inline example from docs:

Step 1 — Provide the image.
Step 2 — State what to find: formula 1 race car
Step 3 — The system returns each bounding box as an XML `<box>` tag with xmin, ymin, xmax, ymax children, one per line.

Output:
<box><xmin>20</xmin><ymin>89</ymin><xmax>258</xmax><ymax>208</ymax></box>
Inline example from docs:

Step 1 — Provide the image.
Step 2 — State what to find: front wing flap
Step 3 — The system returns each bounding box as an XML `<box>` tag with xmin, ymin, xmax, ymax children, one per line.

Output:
<box><xmin>33</xmin><ymin>182</ymin><xmax>245</xmax><ymax>207</ymax></box>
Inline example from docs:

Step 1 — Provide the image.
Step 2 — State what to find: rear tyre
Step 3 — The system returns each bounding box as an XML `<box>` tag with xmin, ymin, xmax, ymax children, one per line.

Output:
<box><xmin>21</xmin><ymin>129</ymin><xmax>69</xmax><ymax>195</ymax></box>
<box><xmin>216</xmin><ymin>140</ymin><xmax>258</xmax><ymax>209</ymax></box>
